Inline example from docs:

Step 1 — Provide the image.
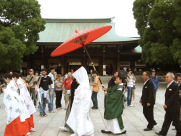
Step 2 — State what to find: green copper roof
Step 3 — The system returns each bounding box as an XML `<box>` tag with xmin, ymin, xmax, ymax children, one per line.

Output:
<box><xmin>38</xmin><ymin>18</ymin><xmax>139</xmax><ymax>43</ymax></box>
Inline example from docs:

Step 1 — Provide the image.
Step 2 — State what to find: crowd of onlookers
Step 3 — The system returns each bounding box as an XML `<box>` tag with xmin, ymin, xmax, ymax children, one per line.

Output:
<box><xmin>0</xmin><ymin>67</ymin><xmax>101</xmax><ymax>113</ymax></box>
<box><xmin>0</xmin><ymin>68</ymin><xmax>178</xmax><ymax>110</ymax></box>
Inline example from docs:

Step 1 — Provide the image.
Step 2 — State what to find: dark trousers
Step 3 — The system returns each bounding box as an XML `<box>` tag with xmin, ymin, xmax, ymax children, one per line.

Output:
<box><xmin>55</xmin><ymin>90</ymin><xmax>62</xmax><ymax>108</ymax></box>
<box><xmin>91</xmin><ymin>91</ymin><xmax>98</xmax><ymax>108</ymax></box>
<box><xmin>143</xmin><ymin>105</ymin><xmax>156</xmax><ymax>129</ymax></box>
<box><xmin>30</xmin><ymin>88</ymin><xmax>37</xmax><ymax>106</ymax></box>
<box><xmin>160</xmin><ymin>111</ymin><xmax>181</xmax><ymax>135</ymax></box>
<box><xmin>154</xmin><ymin>90</ymin><xmax>157</xmax><ymax>102</ymax></box>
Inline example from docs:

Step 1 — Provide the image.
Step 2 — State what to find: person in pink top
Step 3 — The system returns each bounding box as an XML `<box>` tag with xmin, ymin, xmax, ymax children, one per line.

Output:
<box><xmin>63</xmin><ymin>72</ymin><xmax>73</xmax><ymax>110</ymax></box>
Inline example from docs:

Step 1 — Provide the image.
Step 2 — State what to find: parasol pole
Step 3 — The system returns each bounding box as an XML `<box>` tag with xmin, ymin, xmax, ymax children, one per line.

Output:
<box><xmin>82</xmin><ymin>44</ymin><xmax>96</xmax><ymax>70</ymax></box>
<box><xmin>82</xmin><ymin>43</ymin><xmax>103</xmax><ymax>86</ymax></box>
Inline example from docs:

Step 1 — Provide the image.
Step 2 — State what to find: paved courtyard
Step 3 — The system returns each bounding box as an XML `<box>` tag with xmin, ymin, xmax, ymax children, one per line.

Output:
<box><xmin>0</xmin><ymin>77</ymin><xmax>177</xmax><ymax>136</ymax></box>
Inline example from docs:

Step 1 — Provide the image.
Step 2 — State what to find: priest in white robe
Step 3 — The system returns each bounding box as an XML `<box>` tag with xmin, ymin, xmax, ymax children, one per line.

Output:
<box><xmin>66</xmin><ymin>66</ymin><xmax>94</xmax><ymax>136</ymax></box>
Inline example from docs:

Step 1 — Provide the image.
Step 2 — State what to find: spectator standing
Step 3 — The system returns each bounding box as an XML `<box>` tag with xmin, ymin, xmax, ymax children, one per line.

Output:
<box><xmin>90</xmin><ymin>71</ymin><xmax>100</xmax><ymax>109</ymax></box>
<box><xmin>55</xmin><ymin>74</ymin><xmax>63</xmax><ymax>109</ymax></box>
<box><xmin>132</xmin><ymin>73</ymin><xmax>136</xmax><ymax>105</ymax></box>
<box><xmin>34</xmin><ymin>71</ymin><xmax>39</xmax><ymax>80</ymax></box>
<box><xmin>38</xmin><ymin>69</ymin><xmax>52</xmax><ymax>117</ymax></box>
<box><xmin>34</xmin><ymin>71</ymin><xmax>40</xmax><ymax>89</ymax></box>
<box><xmin>126</xmin><ymin>69</ymin><xmax>135</xmax><ymax>106</ymax></box>
<box><xmin>48</xmin><ymin>67</ymin><xmax>56</xmax><ymax>113</ymax></box>
<box><xmin>150</xmin><ymin>69</ymin><xmax>159</xmax><ymax>100</ymax></box>
<box><xmin>63</xmin><ymin>72</ymin><xmax>73</xmax><ymax>110</ymax></box>
<box><xmin>26</xmin><ymin>69</ymin><xmax>37</xmax><ymax>106</ymax></box>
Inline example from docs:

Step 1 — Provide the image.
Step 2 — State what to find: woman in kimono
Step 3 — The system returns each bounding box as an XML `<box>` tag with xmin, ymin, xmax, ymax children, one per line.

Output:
<box><xmin>3</xmin><ymin>73</ymin><xmax>30</xmax><ymax>136</ymax></box>
<box><xmin>17</xmin><ymin>74</ymin><xmax>36</xmax><ymax>131</ymax></box>
<box><xmin>66</xmin><ymin>66</ymin><xmax>94</xmax><ymax>136</ymax></box>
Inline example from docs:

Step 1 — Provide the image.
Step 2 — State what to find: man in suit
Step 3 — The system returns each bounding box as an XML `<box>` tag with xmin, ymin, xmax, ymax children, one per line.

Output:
<box><xmin>176</xmin><ymin>73</ymin><xmax>181</xmax><ymax>123</ymax></box>
<box><xmin>140</xmin><ymin>71</ymin><xmax>157</xmax><ymax>131</ymax></box>
<box><xmin>156</xmin><ymin>72</ymin><xmax>181</xmax><ymax>136</ymax></box>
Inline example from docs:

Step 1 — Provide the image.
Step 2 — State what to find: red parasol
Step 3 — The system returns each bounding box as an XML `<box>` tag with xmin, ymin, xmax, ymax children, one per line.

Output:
<box><xmin>51</xmin><ymin>25</ymin><xmax>112</xmax><ymax>85</ymax></box>
<box><xmin>51</xmin><ymin>25</ymin><xmax>112</xmax><ymax>57</ymax></box>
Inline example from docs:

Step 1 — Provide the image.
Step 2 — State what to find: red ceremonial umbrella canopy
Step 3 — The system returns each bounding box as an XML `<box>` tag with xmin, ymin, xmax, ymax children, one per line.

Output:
<box><xmin>51</xmin><ymin>25</ymin><xmax>112</xmax><ymax>57</ymax></box>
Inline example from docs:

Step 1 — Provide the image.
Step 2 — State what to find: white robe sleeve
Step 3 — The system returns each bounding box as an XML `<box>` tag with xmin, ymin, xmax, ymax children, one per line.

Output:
<box><xmin>3</xmin><ymin>90</ymin><xmax>20</xmax><ymax>124</ymax></box>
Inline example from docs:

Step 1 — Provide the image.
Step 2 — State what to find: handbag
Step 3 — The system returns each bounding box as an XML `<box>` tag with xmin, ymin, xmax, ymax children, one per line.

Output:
<box><xmin>67</xmin><ymin>90</ymin><xmax>71</xmax><ymax>94</ymax></box>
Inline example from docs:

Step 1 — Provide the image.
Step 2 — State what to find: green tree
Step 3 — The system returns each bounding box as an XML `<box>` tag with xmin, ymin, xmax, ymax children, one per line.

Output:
<box><xmin>133</xmin><ymin>0</ymin><xmax>156</xmax><ymax>65</ymax></box>
<box><xmin>133</xmin><ymin>0</ymin><xmax>155</xmax><ymax>37</ymax></box>
<box><xmin>0</xmin><ymin>0</ymin><xmax>45</xmax><ymax>71</ymax></box>
<box><xmin>148</xmin><ymin>0</ymin><xmax>175</xmax><ymax>65</ymax></box>
<box><xmin>172</xmin><ymin>0</ymin><xmax>181</xmax><ymax>65</ymax></box>
<box><xmin>133</xmin><ymin>0</ymin><xmax>181</xmax><ymax>66</ymax></box>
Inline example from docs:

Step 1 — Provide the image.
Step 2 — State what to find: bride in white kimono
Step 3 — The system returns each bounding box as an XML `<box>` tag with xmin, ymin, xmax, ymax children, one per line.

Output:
<box><xmin>66</xmin><ymin>66</ymin><xmax>94</xmax><ymax>136</ymax></box>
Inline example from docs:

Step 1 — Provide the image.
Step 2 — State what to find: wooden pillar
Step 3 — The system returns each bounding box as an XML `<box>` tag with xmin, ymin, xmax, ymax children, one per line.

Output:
<box><xmin>130</xmin><ymin>60</ymin><xmax>135</xmax><ymax>71</ymax></box>
<box><xmin>117</xmin><ymin>46</ymin><xmax>120</xmax><ymax>72</ymax></box>
<box><xmin>98</xmin><ymin>45</ymin><xmax>105</xmax><ymax>75</ymax></box>
<box><xmin>41</xmin><ymin>46</ymin><xmax>46</xmax><ymax>69</ymax></box>
<box><xmin>102</xmin><ymin>46</ymin><xmax>106</xmax><ymax>75</ymax></box>
<box><xmin>44</xmin><ymin>47</ymin><xmax>49</xmax><ymax>69</ymax></box>
<box><xmin>61</xmin><ymin>65</ymin><xmax>65</xmax><ymax>75</ymax></box>
<box><xmin>61</xmin><ymin>56</ymin><xmax>66</xmax><ymax>75</ymax></box>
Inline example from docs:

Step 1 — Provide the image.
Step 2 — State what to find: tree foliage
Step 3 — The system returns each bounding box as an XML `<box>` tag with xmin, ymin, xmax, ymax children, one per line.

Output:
<box><xmin>0</xmin><ymin>0</ymin><xmax>45</xmax><ymax>71</ymax></box>
<box><xmin>133</xmin><ymin>0</ymin><xmax>181</xmax><ymax>66</ymax></box>
<box><xmin>172</xmin><ymin>0</ymin><xmax>181</xmax><ymax>65</ymax></box>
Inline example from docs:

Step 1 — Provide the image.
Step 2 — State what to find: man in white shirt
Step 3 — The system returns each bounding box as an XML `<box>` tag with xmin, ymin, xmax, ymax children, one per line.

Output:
<box><xmin>48</xmin><ymin>67</ymin><xmax>56</xmax><ymax>113</ymax></box>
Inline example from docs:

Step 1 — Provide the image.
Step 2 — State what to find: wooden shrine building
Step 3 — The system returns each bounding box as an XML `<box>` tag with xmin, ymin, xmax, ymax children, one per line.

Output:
<box><xmin>24</xmin><ymin>18</ymin><xmax>144</xmax><ymax>75</ymax></box>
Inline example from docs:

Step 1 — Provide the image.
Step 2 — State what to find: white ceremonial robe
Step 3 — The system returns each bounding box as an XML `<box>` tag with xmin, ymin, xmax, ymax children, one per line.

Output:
<box><xmin>3</xmin><ymin>82</ymin><xmax>31</xmax><ymax>136</ymax></box>
<box><xmin>3</xmin><ymin>88</ymin><xmax>22</xmax><ymax>124</ymax></box>
<box><xmin>7</xmin><ymin>80</ymin><xmax>30</xmax><ymax>122</ymax></box>
<box><xmin>66</xmin><ymin>66</ymin><xmax>94</xmax><ymax>136</ymax></box>
<box><xmin>17</xmin><ymin>78</ymin><xmax>36</xmax><ymax>115</ymax></box>
<box><xmin>105</xmin><ymin>119</ymin><xmax>123</xmax><ymax>134</ymax></box>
